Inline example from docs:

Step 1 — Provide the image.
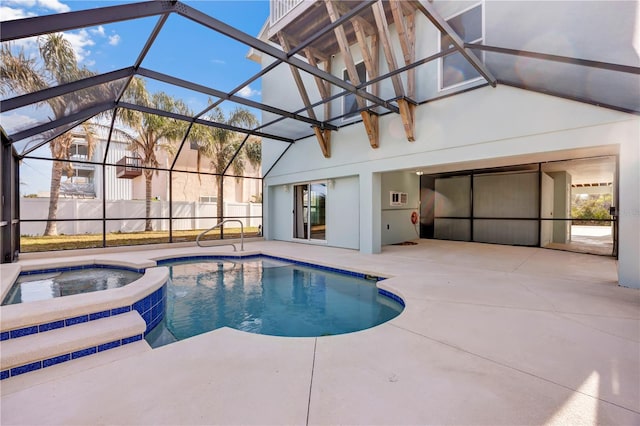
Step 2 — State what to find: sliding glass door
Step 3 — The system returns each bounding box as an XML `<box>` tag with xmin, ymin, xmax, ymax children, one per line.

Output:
<box><xmin>293</xmin><ymin>182</ymin><xmax>326</xmax><ymax>241</ymax></box>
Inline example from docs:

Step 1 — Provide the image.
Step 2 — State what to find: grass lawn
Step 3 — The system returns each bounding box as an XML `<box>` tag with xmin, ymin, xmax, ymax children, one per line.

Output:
<box><xmin>20</xmin><ymin>227</ymin><xmax>260</xmax><ymax>252</ymax></box>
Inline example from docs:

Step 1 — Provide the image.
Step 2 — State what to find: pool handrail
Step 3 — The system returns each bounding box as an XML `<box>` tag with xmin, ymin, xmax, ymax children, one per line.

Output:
<box><xmin>196</xmin><ymin>219</ymin><xmax>244</xmax><ymax>251</ymax></box>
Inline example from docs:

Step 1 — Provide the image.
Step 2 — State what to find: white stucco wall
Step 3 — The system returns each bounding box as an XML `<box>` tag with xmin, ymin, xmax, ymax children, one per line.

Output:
<box><xmin>381</xmin><ymin>171</ymin><xmax>420</xmax><ymax>245</ymax></box>
<box><xmin>263</xmin><ymin>86</ymin><xmax>639</xmax><ymax>286</ymax></box>
<box><xmin>259</xmin><ymin>1</ymin><xmax>639</xmax><ymax>286</ymax></box>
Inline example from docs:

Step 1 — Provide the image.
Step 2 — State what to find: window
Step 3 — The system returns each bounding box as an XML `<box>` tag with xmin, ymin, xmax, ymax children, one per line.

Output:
<box><xmin>342</xmin><ymin>61</ymin><xmax>367</xmax><ymax>119</ymax></box>
<box><xmin>440</xmin><ymin>4</ymin><xmax>483</xmax><ymax>89</ymax></box>
<box><xmin>70</xmin><ymin>142</ymin><xmax>89</xmax><ymax>161</ymax></box>
<box><xmin>199</xmin><ymin>196</ymin><xmax>217</xmax><ymax>203</ymax></box>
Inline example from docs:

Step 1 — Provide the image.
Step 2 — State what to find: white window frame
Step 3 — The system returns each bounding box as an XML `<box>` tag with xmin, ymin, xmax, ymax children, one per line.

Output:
<box><xmin>438</xmin><ymin>2</ymin><xmax>485</xmax><ymax>91</ymax></box>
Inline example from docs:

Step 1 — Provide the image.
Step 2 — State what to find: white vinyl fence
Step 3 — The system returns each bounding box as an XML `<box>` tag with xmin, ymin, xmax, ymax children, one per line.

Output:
<box><xmin>20</xmin><ymin>198</ymin><xmax>262</xmax><ymax>236</ymax></box>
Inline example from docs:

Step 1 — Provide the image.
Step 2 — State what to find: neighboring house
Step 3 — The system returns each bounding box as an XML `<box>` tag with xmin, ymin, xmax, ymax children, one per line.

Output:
<box><xmin>145</xmin><ymin>139</ymin><xmax>261</xmax><ymax>205</ymax></box>
<box><xmin>52</xmin><ymin>130</ymin><xmax>135</xmax><ymax>201</ymax></box>
<box><xmin>54</xmin><ymin>130</ymin><xmax>260</xmax><ymax>205</ymax></box>
<box><xmin>255</xmin><ymin>0</ymin><xmax>639</xmax><ymax>287</ymax></box>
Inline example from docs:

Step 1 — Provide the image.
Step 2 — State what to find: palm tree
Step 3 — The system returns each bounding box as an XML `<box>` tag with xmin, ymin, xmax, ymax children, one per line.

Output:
<box><xmin>117</xmin><ymin>79</ymin><xmax>190</xmax><ymax>231</ymax></box>
<box><xmin>1</xmin><ymin>34</ymin><xmax>103</xmax><ymax>236</ymax></box>
<box><xmin>193</xmin><ymin>106</ymin><xmax>261</xmax><ymax>224</ymax></box>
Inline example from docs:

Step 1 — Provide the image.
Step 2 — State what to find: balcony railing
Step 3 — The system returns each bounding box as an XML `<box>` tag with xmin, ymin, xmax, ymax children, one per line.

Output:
<box><xmin>270</xmin><ymin>0</ymin><xmax>305</xmax><ymax>26</ymax></box>
<box><xmin>116</xmin><ymin>156</ymin><xmax>142</xmax><ymax>179</ymax></box>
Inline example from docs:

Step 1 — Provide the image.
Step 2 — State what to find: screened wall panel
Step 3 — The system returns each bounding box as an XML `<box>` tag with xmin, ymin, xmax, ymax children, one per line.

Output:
<box><xmin>434</xmin><ymin>175</ymin><xmax>471</xmax><ymax>241</ymax></box>
<box><xmin>473</xmin><ymin>172</ymin><xmax>539</xmax><ymax>218</ymax></box>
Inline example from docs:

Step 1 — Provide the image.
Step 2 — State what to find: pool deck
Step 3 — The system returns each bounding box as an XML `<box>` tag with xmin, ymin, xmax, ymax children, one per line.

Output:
<box><xmin>1</xmin><ymin>239</ymin><xmax>639</xmax><ymax>425</ymax></box>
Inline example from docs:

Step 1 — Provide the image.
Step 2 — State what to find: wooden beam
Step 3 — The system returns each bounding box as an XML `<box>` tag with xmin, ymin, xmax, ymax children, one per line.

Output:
<box><xmin>334</xmin><ymin>1</ymin><xmax>376</xmax><ymax>35</ymax></box>
<box><xmin>277</xmin><ymin>32</ymin><xmax>318</xmax><ymax>121</ymax></box>
<box><xmin>397</xmin><ymin>99</ymin><xmax>414</xmax><ymax>142</ymax></box>
<box><xmin>390</xmin><ymin>0</ymin><xmax>415</xmax><ymax>96</ymax></box>
<box><xmin>371</xmin><ymin>1</ymin><xmax>404</xmax><ymax>96</ymax></box>
<box><xmin>407</xmin><ymin>11</ymin><xmax>416</xmax><ymax>99</ymax></box>
<box><xmin>304</xmin><ymin>48</ymin><xmax>331</xmax><ymax>99</ymax></box>
<box><xmin>361</xmin><ymin>111</ymin><xmax>379</xmax><ymax>149</ymax></box>
<box><xmin>279</xmin><ymin>31</ymin><xmax>330</xmax><ymax>63</ymax></box>
<box><xmin>371</xmin><ymin>33</ymin><xmax>379</xmax><ymax>98</ymax></box>
<box><xmin>323</xmin><ymin>58</ymin><xmax>332</xmax><ymax>126</ymax></box>
<box><xmin>391</xmin><ymin>0</ymin><xmax>416</xmax><ymax>124</ymax></box>
<box><xmin>324</xmin><ymin>0</ymin><xmax>364</xmax><ymax>110</ymax></box>
<box><xmin>324</xmin><ymin>0</ymin><xmax>379</xmax><ymax>149</ymax></box>
<box><xmin>371</xmin><ymin>0</ymin><xmax>414</xmax><ymax>141</ymax></box>
<box><xmin>304</xmin><ymin>48</ymin><xmax>332</xmax><ymax>137</ymax></box>
<box><xmin>313</xmin><ymin>126</ymin><xmax>331</xmax><ymax>157</ymax></box>
<box><xmin>352</xmin><ymin>18</ymin><xmax>377</xmax><ymax>81</ymax></box>
<box><xmin>278</xmin><ymin>31</ymin><xmax>332</xmax><ymax>157</ymax></box>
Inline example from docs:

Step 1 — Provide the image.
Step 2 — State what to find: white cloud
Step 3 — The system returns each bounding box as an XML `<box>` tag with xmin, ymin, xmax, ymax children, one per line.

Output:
<box><xmin>62</xmin><ymin>29</ymin><xmax>95</xmax><ymax>63</ymax></box>
<box><xmin>0</xmin><ymin>6</ymin><xmax>37</xmax><ymax>20</ymax></box>
<box><xmin>237</xmin><ymin>85</ymin><xmax>260</xmax><ymax>98</ymax></box>
<box><xmin>210</xmin><ymin>59</ymin><xmax>226</xmax><ymax>65</ymax></box>
<box><xmin>2</xmin><ymin>0</ymin><xmax>36</xmax><ymax>7</ymax></box>
<box><xmin>37</xmin><ymin>0</ymin><xmax>70</xmax><ymax>13</ymax></box>
<box><xmin>108</xmin><ymin>34</ymin><xmax>121</xmax><ymax>46</ymax></box>
<box><xmin>0</xmin><ymin>0</ymin><xmax>69</xmax><ymax>20</ymax></box>
<box><xmin>90</xmin><ymin>25</ymin><xmax>105</xmax><ymax>37</ymax></box>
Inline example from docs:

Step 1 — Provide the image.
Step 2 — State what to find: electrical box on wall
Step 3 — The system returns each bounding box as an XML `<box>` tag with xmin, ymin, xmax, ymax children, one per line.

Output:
<box><xmin>390</xmin><ymin>191</ymin><xmax>408</xmax><ymax>206</ymax></box>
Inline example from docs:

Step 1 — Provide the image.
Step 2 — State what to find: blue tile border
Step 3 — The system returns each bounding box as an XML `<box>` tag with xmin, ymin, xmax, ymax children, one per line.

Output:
<box><xmin>157</xmin><ymin>253</ymin><xmax>404</xmax><ymax>310</ymax></box>
<box><xmin>157</xmin><ymin>254</ymin><xmax>387</xmax><ymax>281</ymax></box>
<box><xmin>0</xmin><ymin>333</ymin><xmax>145</xmax><ymax>380</ymax></box>
<box><xmin>10</xmin><ymin>361</ymin><xmax>41</xmax><ymax>377</ymax></box>
<box><xmin>18</xmin><ymin>264</ymin><xmax>145</xmax><ymax>276</ymax></box>
<box><xmin>2</xmin><ymin>284</ymin><xmax>166</xmax><ymax>343</ymax></box>
<box><xmin>43</xmin><ymin>354</ymin><xmax>70</xmax><ymax>368</ymax></box>
<box><xmin>378</xmin><ymin>288</ymin><xmax>406</xmax><ymax>307</ymax></box>
<box><xmin>9</xmin><ymin>325</ymin><xmax>39</xmax><ymax>339</ymax></box>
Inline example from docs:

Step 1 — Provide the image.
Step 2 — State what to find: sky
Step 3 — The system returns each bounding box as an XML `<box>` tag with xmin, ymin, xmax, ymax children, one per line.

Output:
<box><xmin>1</xmin><ymin>0</ymin><xmax>271</xmax><ymax>195</ymax></box>
<box><xmin>1</xmin><ymin>0</ymin><xmax>271</xmax><ymax>133</ymax></box>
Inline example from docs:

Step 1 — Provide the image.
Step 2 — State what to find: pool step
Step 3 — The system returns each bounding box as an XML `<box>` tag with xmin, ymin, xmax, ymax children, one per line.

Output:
<box><xmin>0</xmin><ymin>311</ymin><xmax>146</xmax><ymax>379</ymax></box>
<box><xmin>1</xmin><ymin>340</ymin><xmax>151</xmax><ymax>396</ymax></box>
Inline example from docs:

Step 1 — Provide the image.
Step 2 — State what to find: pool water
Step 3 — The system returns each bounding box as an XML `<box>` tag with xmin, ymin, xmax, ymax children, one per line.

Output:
<box><xmin>145</xmin><ymin>257</ymin><xmax>403</xmax><ymax>347</ymax></box>
<box><xmin>2</xmin><ymin>267</ymin><xmax>143</xmax><ymax>305</ymax></box>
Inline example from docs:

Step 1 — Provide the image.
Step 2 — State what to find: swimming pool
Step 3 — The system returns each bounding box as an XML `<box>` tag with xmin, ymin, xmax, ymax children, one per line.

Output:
<box><xmin>145</xmin><ymin>256</ymin><xmax>403</xmax><ymax>347</ymax></box>
<box><xmin>2</xmin><ymin>266</ymin><xmax>143</xmax><ymax>305</ymax></box>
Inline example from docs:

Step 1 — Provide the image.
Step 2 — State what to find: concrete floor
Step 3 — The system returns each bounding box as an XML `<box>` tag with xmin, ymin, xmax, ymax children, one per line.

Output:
<box><xmin>1</xmin><ymin>239</ymin><xmax>639</xmax><ymax>425</ymax></box>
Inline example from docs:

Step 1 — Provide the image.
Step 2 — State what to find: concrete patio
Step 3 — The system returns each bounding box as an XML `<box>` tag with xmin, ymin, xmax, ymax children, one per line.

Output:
<box><xmin>1</xmin><ymin>239</ymin><xmax>638</xmax><ymax>425</ymax></box>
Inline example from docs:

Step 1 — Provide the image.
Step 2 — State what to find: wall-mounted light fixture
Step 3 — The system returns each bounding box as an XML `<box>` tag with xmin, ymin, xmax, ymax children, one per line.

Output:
<box><xmin>283</xmin><ymin>184</ymin><xmax>290</xmax><ymax>193</ymax></box>
<box><xmin>328</xmin><ymin>179</ymin><xmax>335</xmax><ymax>189</ymax></box>
<box><xmin>415</xmin><ymin>171</ymin><xmax>424</xmax><ymax>176</ymax></box>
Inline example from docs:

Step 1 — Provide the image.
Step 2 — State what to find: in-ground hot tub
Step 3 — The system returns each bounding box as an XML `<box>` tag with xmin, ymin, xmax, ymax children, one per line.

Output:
<box><xmin>2</xmin><ymin>265</ymin><xmax>144</xmax><ymax>305</ymax></box>
<box><xmin>0</xmin><ymin>259</ymin><xmax>169</xmax><ymax>380</ymax></box>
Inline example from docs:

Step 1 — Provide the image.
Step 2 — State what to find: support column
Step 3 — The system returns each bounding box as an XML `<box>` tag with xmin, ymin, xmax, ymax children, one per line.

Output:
<box><xmin>618</xmin><ymin>133</ymin><xmax>640</xmax><ymax>288</ymax></box>
<box><xmin>1</xmin><ymin>134</ymin><xmax>18</xmax><ymax>263</ymax></box>
<box><xmin>359</xmin><ymin>171</ymin><xmax>381</xmax><ymax>254</ymax></box>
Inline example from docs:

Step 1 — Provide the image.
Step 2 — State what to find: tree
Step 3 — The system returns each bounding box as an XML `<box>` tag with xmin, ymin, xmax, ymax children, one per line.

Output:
<box><xmin>192</xmin><ymin>106</ymin><xmax>261</xmax><ymax>224</ymax></box>
<box><xmin>1</xmin><ymin>35</ymin><xmax>105</xmax><ymax>235</ymax></box>
<box><xmin>117</xmin><ymin>79</ymin><xmax>190</xmax><ymax>231</ymax></box>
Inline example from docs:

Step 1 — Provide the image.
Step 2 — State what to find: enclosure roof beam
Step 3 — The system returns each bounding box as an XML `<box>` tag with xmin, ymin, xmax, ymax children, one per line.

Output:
<box><xmin>175</xmin><ymin>2</ymin><xmax>399</xmax><ymax>114</ymax></box>
<box><xmin>1</xmin><ymin>67</ymin><xmax>135</xmax><ymax>113</ymax></box>
<box><xmin>137</xmin><ymin>67</ymin><xmax>337</xmax><ymax>131</ymax></box>
<box><xmin>466</xmin><ymin>43</ymin><xmax>640</xmax><ymax>75</ymax></box>
<box><xmin>117</xmin><ymin>102</ymin><xmax>294</xmax><ymax>143</ymax></box>
<box><xmin>0</xmin><ymin>1</ymin><xmax>171</xmax><ymax>42</ymax></box>
<box><xmin>9</xmin><ymin>101</ymin><xmax>115</xmax><ymax>144</ymax></box>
